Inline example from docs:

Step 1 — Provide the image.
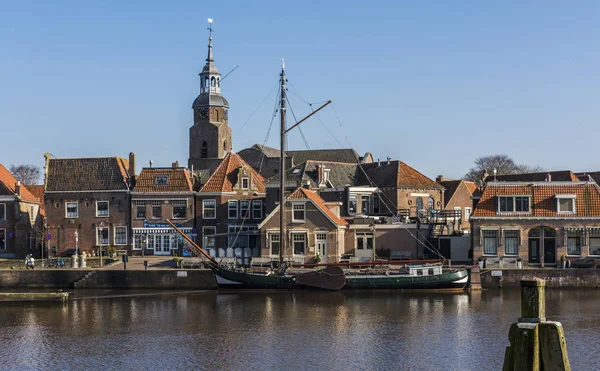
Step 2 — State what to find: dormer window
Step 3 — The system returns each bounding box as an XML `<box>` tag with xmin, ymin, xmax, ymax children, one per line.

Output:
<box><xmin>556</xmin><ymin>195</ymin><xmax>576</xmax><ymax>213</ymax></box>
<box><xmin>241</xmin><ymin>177</ymin><xmax>249</xmax><ymax>189</ymax></box>
<box><xmin>155</xmin><ymin>175</ymin><xmax>168</xmax><ymax>185</ymax></box>
<box><xmin>497</xmin><ymin>196</ymin><xmax>530</xmax><ymax>213</ymax></box>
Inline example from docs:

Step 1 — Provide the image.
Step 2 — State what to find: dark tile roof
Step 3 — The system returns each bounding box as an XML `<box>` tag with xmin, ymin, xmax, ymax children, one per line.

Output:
<box><xmin>472</xmin><ymin>182</ymin><xmax>600</xmax><ymax>217</ymax></box>
<box><xmin>358</xmin><ymin>161</ymin><xmax>443</xmax><ymax>189</ymax></box>
<box><xmin>287</xmin><ymin>149</ymin><xmax>360</xmax><ymax>166</ymax></box>
<box><xmin>268</xmin><ymin>160</ymin><xmax>359</xmax><ymax>188</ymax></box>
<box><xmin>485</xmin><ymin>170</ymin><xmax>579</xmax><ymax>183</ymax></box>
<box><xmin>46</xmin><ymin>157</ymin><xmax>130</xmax><ymax>192</ymax></box>
<box><xmin>200</xmin><ymin>153</ymin><xmax>266</xmax><ymax>193</ymax></box>
<box><xmin>575</xmin><ymin>171</ymin><xmax>600</xmax><ymax>184</ymax></box>
<box><xmin>0</xmin><ymin>164</ymin><xmax>39</xmax><ymax>202</ymax></box>
<box><xmin>133</xmin><ymin>168</ymin><xmax>193</xmax><ymax>193</ymax></box>
<box><xmin>249</xmin><ymin>144</ymin><xmax>284</xmax><ymax>158</ymax></box>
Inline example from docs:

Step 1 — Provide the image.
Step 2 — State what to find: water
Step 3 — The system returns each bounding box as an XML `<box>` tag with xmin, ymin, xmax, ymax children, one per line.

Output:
<box><xmin>0</xmin><ymin>289</ymin><xmax>599</xmax><ymax>371</ymax></box>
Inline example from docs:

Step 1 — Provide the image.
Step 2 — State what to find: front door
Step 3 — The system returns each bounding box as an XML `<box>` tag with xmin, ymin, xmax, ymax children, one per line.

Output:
<box><xmin>529</xmin><ymin>239</ymin><xmax>540</xmax><ymax>264</ymax></box>
<box><xmin>153</xmin><ymin>234</ymin><xmax>172</xmax><ymax>256</ymax></box>
<box><xmin>544</xmin><ymin>238</ymin><xmax>556</xmax><ymax>264</ymax></box>
<box><xmin>316</xmin><ymin>233</ymin><xmax>328</xmax><ymax>263</ymax></box>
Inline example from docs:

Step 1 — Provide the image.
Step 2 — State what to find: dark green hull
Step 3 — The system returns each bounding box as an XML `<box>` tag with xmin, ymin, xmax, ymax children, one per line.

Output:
<box><xmin>344</xmin><ymin>269</ymin><xmax>469</xmax><ymax>290</ymax></box>
<box><xmin>212</xmin><ymin>266</ymin><xmax>298</xmax><ymax>289</ymax></box>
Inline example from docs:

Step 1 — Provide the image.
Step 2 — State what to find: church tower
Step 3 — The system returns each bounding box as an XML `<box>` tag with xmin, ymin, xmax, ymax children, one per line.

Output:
<box><xmin>189</xmin><ymin>19</ymin><xmax>232</xmax><ymax>166</ymax></box>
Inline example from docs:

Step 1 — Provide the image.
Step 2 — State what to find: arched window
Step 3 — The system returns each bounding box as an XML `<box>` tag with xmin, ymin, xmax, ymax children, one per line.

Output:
<box><xmin>428</xmin><ymin>197</ymin><xmax>434</xmax><ymax>210</ymax></box>
<box><xmin>201</xmin><ymin>141</ymin><xmax>208</xmax><ymax>158</ymax></box>
<box><xmin>416</xmin><ymin>197</ymin><xmax>423</xmax><ymax>212</ymax></box>
<box><xmin>204</xmin><ymin>77</ymin><xmax>209</xmax><ymax>90</ymax></box>
<box><xmin>216</xmin><ymin>110</ymin><xmax>219</xmax><ymax>121</ymax></box>
<box><xmin>211</xmin><ymin>77</ymin><xmax>216</xmax><ymax>87</ymax></box>
<box><xmin>217</xmin><ymin>77</ymin><xmax>220</xmax><ymax>87</ymax></box>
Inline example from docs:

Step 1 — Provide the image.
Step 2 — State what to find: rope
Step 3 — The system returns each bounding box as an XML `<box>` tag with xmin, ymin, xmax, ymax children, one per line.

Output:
<box><xmin>239</xmin><ymin>81</ymin><xmax>279</xmax><ymax>132</ymax></box>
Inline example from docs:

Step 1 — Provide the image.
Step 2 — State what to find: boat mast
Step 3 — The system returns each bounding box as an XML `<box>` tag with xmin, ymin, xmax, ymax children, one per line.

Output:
<box><xmin>279</xmin><ymin>60</ymin><xmax>286</xmax><ymax>271</ymax></box>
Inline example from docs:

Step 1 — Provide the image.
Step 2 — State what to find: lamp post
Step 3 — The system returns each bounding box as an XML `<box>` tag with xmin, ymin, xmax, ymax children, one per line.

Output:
<box><xmin>369</xmin><ymin>223</ymin><xmax>376</xmax><ymax>261</ymax></box>
<box><xmin>74</xmin><ymin>230</ymin><xmax>78</xmax><ymax>256</ymax></box>
<box><xmin>99</xmin><ymin>222</ymin><xmax>104</xmax><ymax>267</ymax></box>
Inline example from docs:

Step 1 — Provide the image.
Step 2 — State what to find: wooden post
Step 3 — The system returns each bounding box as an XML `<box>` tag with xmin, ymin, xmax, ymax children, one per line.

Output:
<box><xmin>502</xmin><ymin>279</ymin><xmax>570</xmax><ymax>371</ymax></box>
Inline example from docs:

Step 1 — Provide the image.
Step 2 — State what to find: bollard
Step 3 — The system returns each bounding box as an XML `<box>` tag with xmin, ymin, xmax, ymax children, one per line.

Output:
<box><xmin>71</xmin><ymin>254</ymin><xmax>79</xmax><ymax>269</ymax></box>
<box><xmin>143</xmin><ymin>260</ymin><xmax>148</xmax><ymax>271</ymax></box>
<box><xmin>79</xmin><ymin>253</ymin><xmax>86</xmax><ymax>268</ymax></box>
<box><xmin>502</xmin><ymin>278</ymin><xmax>571</xmax><ymax>371</ymax></box>
<box><xmin>122</xmin><ymin>254</ymin><xmax>129</xmax><ymax>270</ymax></box>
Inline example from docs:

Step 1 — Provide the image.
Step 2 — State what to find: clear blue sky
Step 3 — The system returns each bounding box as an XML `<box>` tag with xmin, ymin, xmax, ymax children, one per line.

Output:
<box><xmin>2</xmin><ymin>1</ymin><xmax>600</xmax><ymax>181</ymax></box>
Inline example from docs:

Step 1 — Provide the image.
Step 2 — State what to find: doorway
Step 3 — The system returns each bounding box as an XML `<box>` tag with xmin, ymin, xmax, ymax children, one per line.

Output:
<box><xmin>316</xmin><ymin>233</ymin><xmax>328</xmax><ymax>263</ymax></box>
<box><xmin>528</xmin><ymin>227</ymin><xmax>556</xmax><ymax>265</ymax></box>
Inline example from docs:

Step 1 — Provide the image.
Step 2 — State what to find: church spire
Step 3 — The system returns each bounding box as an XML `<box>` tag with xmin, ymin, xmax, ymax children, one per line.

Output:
<box><xmin>206</xmin><ymin>18</ymin><xmax>214</xmax><ymax>63</ymax></box>
<box><xmin>198</xmin><ymin>18</ymin><xmax>222</xmax><ymax>96</ymax></box>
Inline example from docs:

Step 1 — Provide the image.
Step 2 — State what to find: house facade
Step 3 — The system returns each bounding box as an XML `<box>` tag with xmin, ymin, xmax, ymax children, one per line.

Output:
<box><xmin>44</xmin><ymin>155</ymin><xmax>132</xmax><ymax>256</ymax></box>
<box><xmin>437</xmin><ymin>176</ymin><xmax>478</xmax><ymax>234</ymax></box>
<box><xmin>471</xmin><ymin>181</ymin><xmax>600</xmax><ymax>267</ymax></box>
<box><xmin>0</xmin><ymin>164</ymin><xmax>42</xmax><ymax>258</ymax></box>
<box><xmin>131</xmin><ymin>164</ymin><xmax>195</xmax><ymax>256</ymax></box>
<box><xmin>196</xmin><ymin>152</ymin><xmax>266</xmax><ymax>259</ymax></box>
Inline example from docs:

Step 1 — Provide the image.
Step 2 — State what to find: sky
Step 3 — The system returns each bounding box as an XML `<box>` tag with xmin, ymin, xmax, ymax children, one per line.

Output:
<box><xmin>2</xmin><ymin>1</ymin><xmax>600</xmax><ymax>182</ymax></box>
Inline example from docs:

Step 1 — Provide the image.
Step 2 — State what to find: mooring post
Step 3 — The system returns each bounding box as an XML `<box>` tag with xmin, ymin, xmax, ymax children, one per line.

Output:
<box><xmin>502</xmin><ymin>278</ymin><xmax>571</xmax><ymax>371</ymax></box>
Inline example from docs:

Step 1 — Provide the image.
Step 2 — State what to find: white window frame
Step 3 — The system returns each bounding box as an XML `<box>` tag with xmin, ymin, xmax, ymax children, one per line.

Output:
<box><xmin>228</xmin><ymin>200</ymin><xmax>238</xmax><ymax>219</ymax></box>
<box><xmin>133</xmin><ymin>234</ymin><xmax>145</xmax><ymax>250</ymax></box>
<box><xmin>114</xmin><ymin>226</ymin><xmax>127</xmax><ymax>245</ymax></box>
<box><xmin>172</xmin><ymin>200</ymin><xmax>187</xmax><ymax>219</ymax></box>
<box><xmin>482</xmin><ymin>229</ymin><xmax>498</xmax><ymax>255</ymax></box>
<box><xmin>464</xmin><ymin>207</ymin><xmax>472</xmax><ymax>221</ymax></box>
<box><xmin>503</xmin><ymin>229</ymin><xmax>519</xmax><ymax>255</ymax></box>
<box><xmin>252</xmin><ymin>200</ymin><xmax>262</xmax><ymax>219</ymax></box>
<box><xmin>292</xmin><ymin>232</ymin><xmax>307</xmax><ymax>255</ymax></box>
<box><xmin>0</xmin><ymin>229</ymin><xmax>5</xmax><ymax>250</ymax></box>
<box><xmin>135</xmin><ymin>201</ymin><xmax>146</xmax><ymax>219</ymax></box>
<box><xmin>203</xmin><ymin>226</ymin><xmax>217</xmax><ymax>249</ymax></box>
<box><xmin>96</xmin><ymin>200</ymin><xmax>109</xmax><ymax>217</ymax></box>
<box><xmin>454</xmin><ymin>206</ymin><xmax>462</xmax><ymax>220</ymax></box>
<box><xmin>556</xmin><ymin>195</ymin><xmax>576</xmax><ymax>214</ymax></box>
<box><xmin>269</xmin><ymin>232</ymin><xmax>280</xmax><ymax>256</ymax></box>
<box><xmin>292</xmin><ymin>202</ymin><xmax>306</xmax><ymax>223</ymax></box>
<box><xmin>202</xmin><ymin>199</ymin><xmax>216</xmax><ymax>219</ymax></box>
<box><xmin>240</xmin><ymin>200</ymin><xmax>250</xmax><ymax>219</ymax></box>
<box><xmin>0</xmin><ymin>203</ymin><xmax>5</xmax><ymax>221</ymax></box>
<box><xmin>151</xmin><ymin>201</ymin><xmax>162</xmax><ymax>220</ymax></box>
<box><xmin>241</xmin><ymin>177</ymin><xmax>249</xmax><ymax>189</ymax></box>
<box><xmin>96</xmin><ymin>226</ymin><xmax>109</xmax><ymax>245</ymax></box>
<box><xmin>66</xmin><ymin>201</ymin><xmax>78</xmax><ymax>218</ymax></box>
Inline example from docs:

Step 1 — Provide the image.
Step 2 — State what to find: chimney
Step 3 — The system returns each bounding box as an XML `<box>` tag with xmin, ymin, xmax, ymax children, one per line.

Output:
<box><xmin>436</xmin><ymin>175</ymin><xmax>444</xmax><ymax>182</ymax></box>
<box><xmin>546</xmin><ymin>172</ymin><xmax>551</xmax><ymax>182</ymax></box>
<box><xmin>377</xmin><ymin>158</ymin><xmax>381</xmax><ymax>167</ymax></box>
<box><xmin>386</xmin><ymin>157</ymin><xmax>391</xmax><ymax>165</ymax></box>
<box><xmin>324</xmin><ymin>201</ymin><xmax>342</xmax><ymax>218</ymax></box>
<box><xmin>15</xmin><ymin>181</ymin><xmax>21</xmax><ymax>198</ymax></box>
<box><xmin>302</xmin><ymin>179</ymin><xmax>311</xmax><ymax>189</ymax></box>
<box><xmin>149</xmin><ymin>160</ymin><xmax>153</xmax><ymax>168</ymax></box>
<box><xmin>128</xmin><ymin>152</ymin><xmax>136</xmax><ymax>177</ymax></box>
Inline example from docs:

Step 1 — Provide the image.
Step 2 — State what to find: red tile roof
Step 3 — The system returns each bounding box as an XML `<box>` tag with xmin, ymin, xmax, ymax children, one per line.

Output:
<box><xmin>465</xmin><ymin>181</ymin><xmax>478</xmax><ymax>195</ymax></box>
<box><xmin>200</xmin><ymin>153</ymin><xmax>265</xmax><ymax>193</ymax></box>
<box><xmin>27</xmin><ymin>185</ymin><xmax>45</xmax><ymax>215</ymax></box>
<box><xmin>0</xmin><ymin>164</ymin><xmax>38</xmax><ymax>203</ymax></box>
<box><xmin>359</xmin><ymin>160</ymin><xmax>442</xmax><ymax>189</ymax></box>
<box><xmin>288</xmin><ymin>188</ymin><xmax>348</xmax><ymax>226</ymax></box>
<box><xmin>472</xmin><ymin>182</ymin><xmax>600</xmax><ymax>217</ymax></box>
<box><xmin>134</xmin><ymin>168</ymin><xmax>193</xmax><ymax>193</ymax></box>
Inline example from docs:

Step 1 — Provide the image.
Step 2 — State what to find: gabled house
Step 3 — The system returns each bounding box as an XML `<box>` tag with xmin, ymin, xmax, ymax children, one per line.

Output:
<box><xmin>196</xmin><ymin>152</ymin><xmax>266</xmax><ymax>259</ymax></box>
<box><xmin>436</xmin><ymin>176</ymin><xmax>479</xmax><ymax>234</ymax></box>
<box><xmin>258</xmin><ymin>187</ymin><xmax>348</xmax><ymax>264</ymax></box>
<box><xmin>44</xmin><ymin>154</ymin><xmax>132</xmax><ymax>256</ymax></box>
<box><xmin>131</xmin><ymin>163</ymin><xmax>195</xmax><ymax>256</ymax></box>
<box><xmin>471</xmin><ymin>181</ymin><xmax>600</xmax><ymax>267</ymax></box>
<box><xmin>0</xmin><ymin>164</ymin><xmax>42</xmax><ymax>257</ymax></box>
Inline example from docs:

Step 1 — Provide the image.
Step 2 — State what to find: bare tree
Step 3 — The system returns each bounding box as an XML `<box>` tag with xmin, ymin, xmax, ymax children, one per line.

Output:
<box><xmin>9</xmin><ymin>164</ymin><xmax>41</xmax><ymax>185</ymax></box>
<box><xmin>463</xmin><ymin>154</ymin><xmax>543</xmax><ymax>183</ymax></box>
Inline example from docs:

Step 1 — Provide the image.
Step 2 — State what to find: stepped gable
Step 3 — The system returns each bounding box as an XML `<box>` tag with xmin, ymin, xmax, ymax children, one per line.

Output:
<box><xmin>46</xmin><ymin>157</ymin><xmax>130</xmax><ymax>192</ymax></box>
<box><xmin>288</xmin><ymin>188</ymin><xmax>348</xmax><ymax>226</ymax></box>
<box><xmin>472</xmin><ymin>182</ymin><xmax>600</xmax><ymax>217</ymax></box>
<box><xmin>0</xmin><ymin>164</ymin><xmax>38</xmax><ymax>202</ymax></box>
<box><xmin>200</xmin><ymin>152</ymin><xmax>265</xmax><ymax>193</ymax></box>
<box><xmin>133</xmin><ymin>168</ymin><xmax>193</xmax><ymax>193</ymax></box>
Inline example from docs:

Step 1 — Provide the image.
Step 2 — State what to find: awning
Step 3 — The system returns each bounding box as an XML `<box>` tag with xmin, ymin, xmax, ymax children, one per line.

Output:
<box><xmin>133</xmin><ymin>228</ymin><xmax>193</xmax><ymax>235</ymax></box>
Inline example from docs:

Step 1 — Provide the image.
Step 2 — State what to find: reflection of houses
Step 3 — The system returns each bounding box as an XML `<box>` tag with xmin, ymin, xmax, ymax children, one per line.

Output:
<box><xmin>196</xmin><ymin>152</ymin><xmax>265</xmax><ymax>259</ymax></box>
<box><xmin>471</xmin><ymin>180</ymin><xmax>600</xmax><ymax>267</ymax></box>
<box><xmin>131</xmin><ymin>162</ymin><xmax>195</xmax><ymax>256</ymax></box>
<box><xmin>44</xmin><ymin>154</ymin><xmax>131</xmax><ymax>256</ymax></box>
<box><xmin>436</xmin><ymin>176</ymin><xmax>479</xmax><ymax>234</ymax></box>
<box><xmin>0</xmin><ymin>164</ymin><xmax>42</xmax><ymax>258</ymax></box>
<box><xmin>258</xmin><ymin>187</ymin><xmax>348</xmax><ymax>264</ymax></box>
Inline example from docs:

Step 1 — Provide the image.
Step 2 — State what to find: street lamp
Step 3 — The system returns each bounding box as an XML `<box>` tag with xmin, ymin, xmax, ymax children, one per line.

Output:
<box><xmin>74</xmin><ymin>230</ymin><xmax>79</xmax><ymax>256</ymax></box>
<box><xmin>99</xmin><ymin>222</ymin><xmax>104</xmax><ymax>267</ymax></box>
<box><xmin>369</xmin><ymin>223</ymin><xmax>376</xmax><ymax>260</ymax></box>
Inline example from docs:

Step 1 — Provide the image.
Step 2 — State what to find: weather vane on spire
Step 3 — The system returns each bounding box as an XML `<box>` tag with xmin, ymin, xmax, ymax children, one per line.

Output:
<box><xmin>207</xmin><ymin>18</ymin><xmax>214</xmax><ymax>38</ymax></box>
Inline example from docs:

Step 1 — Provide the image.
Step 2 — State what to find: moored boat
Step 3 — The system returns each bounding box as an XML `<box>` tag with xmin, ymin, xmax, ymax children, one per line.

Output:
<box><xmin>343</xmin><ymin>264</ymin><xmax>468</xmax><ymax>290</ymax></box>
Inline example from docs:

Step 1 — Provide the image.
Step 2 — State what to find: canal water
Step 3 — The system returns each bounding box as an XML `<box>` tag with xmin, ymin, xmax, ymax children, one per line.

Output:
<box><xmin>1</xmin><ymin>289</ymin><xmax>599</xmax><ymax>371</ymax></box>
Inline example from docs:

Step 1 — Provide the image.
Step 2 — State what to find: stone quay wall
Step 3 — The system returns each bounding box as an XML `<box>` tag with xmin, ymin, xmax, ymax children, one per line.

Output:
<box><xmin>479</xmin><ymin>268</ymin><xmax>600</xmax><ymax>288</ymax></box>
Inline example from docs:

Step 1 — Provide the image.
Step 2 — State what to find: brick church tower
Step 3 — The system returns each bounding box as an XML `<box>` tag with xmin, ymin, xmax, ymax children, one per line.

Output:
<box><xmin>188</xmin><ymin>20</ymin><xmax>232</xmax><ymax>168</ymax></box>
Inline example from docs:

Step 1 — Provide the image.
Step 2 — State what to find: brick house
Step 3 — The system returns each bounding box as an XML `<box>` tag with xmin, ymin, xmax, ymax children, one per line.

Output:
<box><xmin>471</xmin><ymin>180</ymin><xmax>600</xmax><ymax>267</ymax></box>
<box><xmin>0</xmin><ymin>164</ymin><xmax>42</xmax><ymax>258</ymax></box>
<box><xmin>44</xmin><ymin>155</ymin><xmax>132</xmax><ymax>256</ymax></box>
<box><xmin>131</xmin><ymin>163</ymin><xmax>195</xmax><ymax>256</ymax></box>
<box><xmin>196</xmin><ymin>152</ymin><xmax>266</xmax><ymax>259</ymax></box>
<box><xmin>258</xmin><ymin>187</ymin><xmax>348</xmax><ymax>264</ymax></box>
<box><xmin>436</xmin><ymin>176</ymin><xmax>479</xmax><ymax>234</ymax></box>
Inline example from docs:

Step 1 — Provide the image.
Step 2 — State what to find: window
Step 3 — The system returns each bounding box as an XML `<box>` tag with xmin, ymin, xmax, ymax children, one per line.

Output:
<box><xmin>241</xmin><ymin>177</ymin><xmax>249</xmax><ymax>189</ymax></box>
<box><xmin>172</xmin><ymin>200</ymin><xmax>187</xmax><ymax>219</ymax></box>
<box><xmin>114</xmin><ymin>226</ymin><xmax>127</xmax><ymax>245</ymax></box>
<box><xmin>228</xmin><ymin>200</ymin><xmax>238</xmax><ymax>219</ymax></box>
<box><xmin>270</xmin><ymin>233</ymin><xmax>280</xmax><ymax>255</ymax></box>
<box><xmin>464</xmin><ymin>207</ymin><xmax>472</xmax><ymax>221</ymax></box>
<box><xmin>356</xmin><ymin>233</ymin><xmax>374</xmax><ymax>250</ymax></box>
<box><xmin>66</xmin><ymin>202</ymin><xmax>78</xmax><ymax>218</ymax></box>
<box><xmin>557</xmin><ymin>197</ymin><xmax>575</xmax><ymax>213</ymax></box>
<box><xmin>416</xmin><ymin>197</ymin><xmax>423</xmax><ymax>211</ymax></box>
<box><xmin>97</xmin><ymin>227</ymin><xmax>109</xmax><ymax>245</ymax></box>
<box><xmin>133</xmin><ymin>235</ymin><xmax>145</xmax><ymax>250</ymax></box>
<box><xmin>348</xmin><ymin>194</ymin><xmax>357</xmax><ymax>215</ymax></box>
<box><xmin>566</xmin><ymin>229</ymin><xmax>582</xmax><ymax>255</ymax></box>
<box><xmin>252</xmin><ymin>200</ymin><xmax>262</xmax><ymax>219</ymax></box>
<box><xmin>498</xmin><ymin>196</ymin><xmax>530</xmax><ymax>212</ymax></box>
<box><xmin>203</xmin><ymin>199</ymin><xmax>216</xmax><ymax>219</ymax></box>
<box><xmin>0</xmin><ymin>229</ymin><xmax>5</xmax><ymax>250</ymax></box>
<box><xmin>0</xmin><ymin>204</ymin><xmax>5</xmax><ymax>221</ymax></box>
<box><xmin>293</xmin><ymin>233</ymin><xmax>306</xmax><ymax>255</ymax></box>
<box><xmin>504</xmin><ymin>230</ymin><xmax>519</xmax><ymax>255</ymax></box>
<box><xmin>203</xmin><ymin>227</ymin><xmax>216</xmax><ymax>249</ymax></box>
<box><xmin>292</xmin><ymin>203</ymin><xmax>306</xmax><ymax>222</ymax></box>
<box><xmin>240</xmin><ymin>200</ymin><xmax>250</xmax><ymax>219</ymax></box>
<box><xmin>454</xmin><ymin>207</ymin><xmax>462</xmax><ymax>220</ymax></box>
<box><xmin>373</xmin><ymin>195</ymin><xmax>380</xmax><ymax>214</ymax></box>
<box><xmin>482</xmin><ymin>230</ymin><xmax>498</xmax><ymax>255</ymax></box>
<box><xmin>589</xmin><ymin>229</ymin><xmax>600</xmax><ymax>256</ymax></box>
<box><xmin>361</xmin><ymin>195</ymin><xmax>370</xmax><ymax>214</ymax></box>
<box><xmin>151</xmin><ymin>201</ymin><xmax>162</xmax><ymax>219</ymax></box>
<box><xmin>136</xmin><ymin>201</ymin><xmax>146</xmax><ymax>219</ymax></box>
<box><xmin>96</xmin><ymin>201</ymin><xmax>109</xmax><ymax>217</ymax></box>
<box><xmin>155</xmin><ymin>175</ymin><xmax>168</xmax><ymax>185</ymax></box>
